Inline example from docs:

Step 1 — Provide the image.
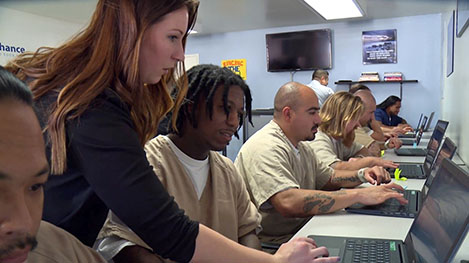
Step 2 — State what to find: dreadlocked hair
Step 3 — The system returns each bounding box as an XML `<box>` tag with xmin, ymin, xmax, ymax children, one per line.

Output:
<box><xmin>172</xmin><ymin>64</ymin><xmax>252</xmax><ymax>139</ymax></box>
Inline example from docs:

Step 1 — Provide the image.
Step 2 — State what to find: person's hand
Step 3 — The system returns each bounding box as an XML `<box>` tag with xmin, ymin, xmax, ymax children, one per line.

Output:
<box><xmin>113</xmin><ymin>245</ymin><xmax>159</xmax><ymax>263</ymax></box>
<box><xmin>386</xmin><ymin>137</ymin><xmax>402</xmax><ymax>149</ymax></box>
<box><xmin>384</xmin><ymin>132</ymin><xmax>398</xmax><ymax>139</ymax></box>
<box><xmin>398</xmin><ymin>123</ymin><xmax>413</xmax><ymax>132</ymax></box>
<box><xmin>391</xmin><ymin>126</ymin><xmax>407</xmax><ymax>135</ymax></box>
<box><xmin>357</xmin><ymin>183</ymin><xmax>408</xmax><ymax>206</ymax></box>
<box><xmin>274</xmin><ymin>237</ymin><xmax>340</xmax><ymax>263</ymax></box>
<box><xmin>371</xmin><ymin>157</ymin><xmax>399</xmax><ymax>169</ymax></box>
<box><xmin>363</xmin><ymin>166</ymin><xmax>391</xmax><ymax>185</ymax></box>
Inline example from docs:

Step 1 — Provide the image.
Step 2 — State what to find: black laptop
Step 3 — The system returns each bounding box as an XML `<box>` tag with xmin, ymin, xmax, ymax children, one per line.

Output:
<box><xmin>423</xmin><ymin>111</ymin><xmax>435</xmax><ymax>132</ymax></box>
<box><xmin>310</xmin><ymin>158</ymin><xmax>469</xmax><ymax>263</ymax></box>
<box><xmin>394</xmin><ymin>120</ymin><xmax>448</xmax><ymax>156</ymax></box>
<box><xmin>400</xmin><ymin>116</ymin><xmax>427</xmax><ymax>146</ymax></box>
<box><xmin>399</xmin><ymin>115</ymin><xmax>422</xmax><ymax>138</ymax></box>
<box><xmin>346</xmin><ymin>138</ymin><xmax>457</xmax><ymax>218</ymax></box>
<box><xmin>389</xmin><ymin>137</ymin><xmax>457</xmax><ymax>179</ymax></box>
<box><xmin>398</xmin><ymin>114</ymin><xmax>423</xmax><ymax>138</ymax></box>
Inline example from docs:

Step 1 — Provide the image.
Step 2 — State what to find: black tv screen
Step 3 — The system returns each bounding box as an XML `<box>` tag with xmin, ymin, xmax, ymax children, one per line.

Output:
<box><xmin>266</xmin><ymin>29</ymin><xmax>332</xmax><ymax>72</ymax></box>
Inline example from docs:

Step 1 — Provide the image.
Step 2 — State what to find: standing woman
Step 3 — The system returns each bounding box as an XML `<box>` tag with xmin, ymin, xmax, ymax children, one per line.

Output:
<box><xmin>6</xmin><ymin>0</ymin><xmax>337</xmax><ymax>262</ymax></box>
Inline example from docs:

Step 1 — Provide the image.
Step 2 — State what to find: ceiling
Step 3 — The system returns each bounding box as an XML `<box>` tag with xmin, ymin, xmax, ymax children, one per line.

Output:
<box><xmin>0</xmin><ymin>0</ymin><xmax>456</xmax><ymax>35</ymax></box>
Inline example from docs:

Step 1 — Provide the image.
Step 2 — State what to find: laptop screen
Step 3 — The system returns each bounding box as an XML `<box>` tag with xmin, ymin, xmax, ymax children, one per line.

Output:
<box><xmin>414</xmin><ymin>116</ymin><xmax>427</xmax><ymax>144</ymax></box>
<box><xmin>424</xmin><ymin>111</ymin><xmax>435</xmax><ymax>131</ymax></box>
<box><xmin>425</xmin><ymin>137</ymin><xmax>457</xmax><ymax>192</ymax></box>
<box><xmin>422</xmin><ymin>123</ymin><xmax>449</xmax><ymax>176</ymax></box>
<box><xmin>424</xmin><ymin>120</ymin><xmax>448</xmax><ymax>153</ymax></box>
<box><xmin>409</xmin><ymin>159</ymin><xmax>469</xmax><ymax>262</ymax></box>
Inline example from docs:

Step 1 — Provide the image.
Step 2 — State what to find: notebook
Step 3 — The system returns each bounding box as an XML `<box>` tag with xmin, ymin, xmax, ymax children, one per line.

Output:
<box><xmin>389</xmin><ymin>137</ymin><xmax>456</xmax><ymax>179</ymax></box>
<box><xmin>394</xmin><ymin>120</ymin><xmax>448</xmax><ymax>156</ymax></box>
<box><xmin>310</xmin><ymin>158</ymin><xmax>469</xmax><ymax>263</ymax></box>
<box><xmin>400</xmin><ymin>116</ymin><xmax>427</xmax><ymax>146</ymax></box>
<box><xmin>346</xmin><ymin>138</ymin><xmax>456</xmax><ymax>218</ymax></box>
<box><xmin>398</xmin><ymin>113</ymin><xmax>423</xmax><ymax>138</ymax></box>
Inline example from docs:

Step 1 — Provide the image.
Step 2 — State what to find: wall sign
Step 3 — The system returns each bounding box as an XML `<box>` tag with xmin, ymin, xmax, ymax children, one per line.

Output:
<box><xmin>222</xmin><ymin>59</ymin><xmax>247</xmax><ymax>80</ymax></box>
<box><xmin>362</xmin><ymin>29</ymin><xmax>397</xmax><ymax>65</ymax></box>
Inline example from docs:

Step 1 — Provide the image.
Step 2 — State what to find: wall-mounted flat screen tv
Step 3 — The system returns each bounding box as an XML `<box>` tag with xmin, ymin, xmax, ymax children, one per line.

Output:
<box><xmin>266</xmin><ymin>29</ymin><xmax>332</xmax><ymax>72</ymax></box>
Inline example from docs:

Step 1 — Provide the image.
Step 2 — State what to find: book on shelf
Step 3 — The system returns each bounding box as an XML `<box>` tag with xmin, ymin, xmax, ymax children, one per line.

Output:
<box><xmin>383</xmin><ymin>71</ymin><xmax>403</xmax><ymax>81</ymax></box>
<box><xmin>359</xmin><ymin>72</ymin><xmax>380</xmax><ymax>82</ymax></box>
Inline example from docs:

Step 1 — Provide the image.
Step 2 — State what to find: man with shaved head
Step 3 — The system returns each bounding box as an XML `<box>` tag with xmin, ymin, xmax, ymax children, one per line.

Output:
<box><xmin>0</xmin><ymin>66</ymin><xmax>105</xmax><ymax>263</ymax></box>
<box><xmin>354</xmin><ymin>89</ymin><xmax>402</xmax><ymax>156</ymax></box>
<box><xmin>235</xmin><ymin>82</ymin><xmax>407</xmax><ymax>245</ymax></box>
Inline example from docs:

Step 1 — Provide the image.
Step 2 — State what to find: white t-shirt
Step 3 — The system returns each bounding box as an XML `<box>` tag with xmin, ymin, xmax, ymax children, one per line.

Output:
<box><xmin>307</xmin><ymin>79</ymin><xmax>334</xmax><ymax>107</ymax></box>
<box><xmin>164</xmin><ymin>136</ymin><xmax>209</xmax><ymax>199</ymax></box>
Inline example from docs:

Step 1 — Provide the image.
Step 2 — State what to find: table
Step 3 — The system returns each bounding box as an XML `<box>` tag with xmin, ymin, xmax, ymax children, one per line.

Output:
<box><xmin>293</xmin><ymin>148</ymin><xmax>469</xmax><ymax>262</ymax></box>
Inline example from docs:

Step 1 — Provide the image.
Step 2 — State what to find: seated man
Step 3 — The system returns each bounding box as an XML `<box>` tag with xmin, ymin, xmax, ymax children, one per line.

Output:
<box><xmin>308</xmin><ymin>91</ymin><xmax>399</xmax><ymax>170</ymax></box>
<box><xmin>375</xmin><ymin>95</ymin><xmax>413</xmax><ymax>134</ymax></box>
<box><xmin>97</xmin><ymin>64</ymin><xmax>261</xmax><ymax>262</ymax></box>
<box><xmin>235</xmin><ymin>82</ymin><xmax>407</xmax><ymax>244</ymax></box>
<box><xmin>353</xmin><ymin>89</ymin><xmax>402</xmax><ymax>157</ymax></box>
<box><xmin>0</xmin><ymin>66</ymin><xmax>105</xmax><ymax>263</ymax></box>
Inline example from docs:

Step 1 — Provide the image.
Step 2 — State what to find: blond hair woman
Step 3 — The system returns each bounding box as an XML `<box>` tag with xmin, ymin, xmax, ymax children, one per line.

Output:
<box><xmin>308</xmin><ymin>92</ymin><xmax>398</xmax><ymax>172</ymax></box>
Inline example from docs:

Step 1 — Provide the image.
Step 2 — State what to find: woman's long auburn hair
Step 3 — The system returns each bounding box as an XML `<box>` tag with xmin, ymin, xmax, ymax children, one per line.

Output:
<box><xmin>6</xmin><ymin>0</ymin><xmax>199</xmax><ymax>175</ymax></box>
<box><xmin>319</xmin><ymin>91</ymin><xmax>364</xmax><ymax>147</ymax></box>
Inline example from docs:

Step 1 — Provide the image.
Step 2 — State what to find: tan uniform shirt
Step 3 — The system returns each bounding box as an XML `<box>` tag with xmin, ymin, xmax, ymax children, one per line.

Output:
<box><xmin>99</xmin><ymin>136</ymin><xmax>260</xmax><ymax>262</ymax></box>
<box><xmin>354</xmin><ymin>126</ymin><xmax>374</xmax><ymax>148</ymax></box>
<box><xmin>307</xmin><ymin>131</ymin><xmax>364</xmax><ymax>166</ymax></box>
<box><xmin>234</xmin><ymin>120</ymin><xmax>333</xmax><ymax>243</ymax></box>
<box><xmin>27</xmin><ymin>221</ymin><xmax>105</xmax><ymax>263</ymax></box>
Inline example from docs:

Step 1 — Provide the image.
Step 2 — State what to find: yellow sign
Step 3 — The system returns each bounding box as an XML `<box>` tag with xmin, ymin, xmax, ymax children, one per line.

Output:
<box><xmin>221</xmin><ymin>59</ymin><xmax>246</xmax><ymax>80</ymax></box>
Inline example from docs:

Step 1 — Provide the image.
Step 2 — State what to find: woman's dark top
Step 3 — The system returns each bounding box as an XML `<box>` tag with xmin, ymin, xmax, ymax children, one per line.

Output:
<box><xmin>35</xmin><ymin>88</ymin><xmax>199</xmax><ymax>262</ymax></box>
<box><xmin>374</xmin><ymin>108</ymin><xmax>403</xmax><ymax>126</ymax></box>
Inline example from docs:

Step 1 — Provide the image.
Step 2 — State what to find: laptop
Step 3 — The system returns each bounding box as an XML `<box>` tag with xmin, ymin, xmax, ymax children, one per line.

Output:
<box><xmin>398</xmin><ymin>114</ymin><xmax>423</xmax><ymax>138</ymax></box>
<box><xmin>394</xmin><ymin>120</ymin><xmax>448</xmax><ymax>156</ymax></box>
<box><xmin>310</xmin><ymin>158</ymin><xmax>469</xmax><ymax>263</ymax></box>
<box><xmin>400</xmin><ymin>116</ymin><xmax>427</xmax><ymax>146</ymax></box>
<box><xmin>389</xmin><ymin>137</ymin><xmax>457</xmax><ymax>179</ymax></box>
<box><xmin>346</xmin><ymin>138</ymin><xmax>457</xmax><ymax>218</ymax></box>
<box><xmin>423</xmin><ymin>111</ymin><xmax>435</xmax><ymax>132</ymax></box>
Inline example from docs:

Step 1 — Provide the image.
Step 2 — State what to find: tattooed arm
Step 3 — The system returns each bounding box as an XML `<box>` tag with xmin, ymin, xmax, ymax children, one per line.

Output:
<box><xmin>269</xmin><ymin>183</ymin><xmax>407</xmax><ymax>217</ymax></box>
<box><xmin>321</xmin><ymin>166</ymin><xmax>392</xmax><ymax>190</ymax></box>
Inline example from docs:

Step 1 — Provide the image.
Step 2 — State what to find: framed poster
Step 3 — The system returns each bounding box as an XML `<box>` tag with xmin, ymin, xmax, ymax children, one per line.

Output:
<box><xmin>457</xmin><ymin>0</ymin><xmax>469</xmax><ymax>37</ymax></box>
<box><xmin>447</xmin><ymin>11</ymin><xmax>455</xmax><ymax>77</ymax></box>
<box><xmin>362</xmin><ymin>29</ymin><xmax>397</xmax><ymax>65</ymax></box>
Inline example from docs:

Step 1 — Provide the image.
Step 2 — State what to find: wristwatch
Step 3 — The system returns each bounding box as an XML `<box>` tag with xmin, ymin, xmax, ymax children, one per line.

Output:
<box><xmin>357</xmin><ymin>168</ymin><xmax>368</xmax><ymax>183</ymax></box>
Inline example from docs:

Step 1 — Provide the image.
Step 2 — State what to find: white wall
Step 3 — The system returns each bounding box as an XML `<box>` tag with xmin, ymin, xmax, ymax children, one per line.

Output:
<box><xmin>442</xmin><ymin>11</ymin><xmax>469</xmax><ymax>164</ymax></box>
<box><xmin>0</xmin><ymin>6</ymin><xmax>84</xmax><ymax>65</ymax></box>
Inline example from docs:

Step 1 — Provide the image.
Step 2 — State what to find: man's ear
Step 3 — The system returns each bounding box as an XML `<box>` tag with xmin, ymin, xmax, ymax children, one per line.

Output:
<box><xmin>282</xmin><ymin>106</ymin><xmax>293</xmax><ymax>122</ymax></box>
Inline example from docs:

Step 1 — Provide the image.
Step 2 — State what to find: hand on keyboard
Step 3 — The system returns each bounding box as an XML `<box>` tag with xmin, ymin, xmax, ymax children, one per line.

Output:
<box><xmin>357</xmin><ymin>183</ymin><xmax>409</xmax><ymax>206</ymax></box>
<box><xmin>363</xmin><ymin>166</ymin><xmax>391</xmax><ymax>185</ymax></box>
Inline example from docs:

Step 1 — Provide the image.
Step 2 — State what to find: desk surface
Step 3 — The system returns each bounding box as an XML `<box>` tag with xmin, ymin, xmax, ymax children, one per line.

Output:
<box><xmin>383</xmin><ymin>134</ymin><xmax>465</xmax><ymax>165</ymax></box>
<box><xmin>293</xmin><ymin>178</ymin><xmax>469</xmax><ymax>262</ymax></box>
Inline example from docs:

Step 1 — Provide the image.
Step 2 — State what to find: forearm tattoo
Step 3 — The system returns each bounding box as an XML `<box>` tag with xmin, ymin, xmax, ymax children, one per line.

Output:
<box><xmin>303</xmin><ymin>191</ymin><xmax>346</xmax><ymax>213</ymax></box>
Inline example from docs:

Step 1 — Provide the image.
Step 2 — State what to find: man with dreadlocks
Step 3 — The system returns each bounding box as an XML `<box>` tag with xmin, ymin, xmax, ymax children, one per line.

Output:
<box><xmin>96</xmin><ymin>64</ymin><xmax>261</xmax><ymax>262</ymax></box>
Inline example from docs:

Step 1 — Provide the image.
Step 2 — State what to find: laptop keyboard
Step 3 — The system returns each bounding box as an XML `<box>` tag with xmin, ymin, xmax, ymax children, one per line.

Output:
<box><xmin>345</xmin><ymin>239</ymin><xmax>391</xmax><ymax>263</ymax></box>
<box><xmin>399</xmin><ymin>164</ymin><xmax>424</xmax><ymax>177</ymax></box>
<box><xmin>378</xmin><ymin>190</ymin><xmax>418</xmax><ymax>217</ymax></box>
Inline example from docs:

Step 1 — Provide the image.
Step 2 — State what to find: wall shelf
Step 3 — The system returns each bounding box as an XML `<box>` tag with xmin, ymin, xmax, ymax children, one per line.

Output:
<box><xmin>335</xmin><ymin>80</ymin><xmax>418</xmax><ymax>98</ymax></box>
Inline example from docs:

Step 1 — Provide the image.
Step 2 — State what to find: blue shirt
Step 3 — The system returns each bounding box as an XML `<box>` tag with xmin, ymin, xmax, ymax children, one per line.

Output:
<box><xmin>375</xmin><ymin>108</ymin><xmax>403</xmax><ymax>126</ymax></box>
